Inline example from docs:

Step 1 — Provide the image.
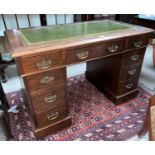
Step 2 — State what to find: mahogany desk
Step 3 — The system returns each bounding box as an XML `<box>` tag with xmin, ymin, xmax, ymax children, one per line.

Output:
<box><xmin>5</xmin><ymin>20</ymin><xmax>154</xmax><ymax>138</ymax></box>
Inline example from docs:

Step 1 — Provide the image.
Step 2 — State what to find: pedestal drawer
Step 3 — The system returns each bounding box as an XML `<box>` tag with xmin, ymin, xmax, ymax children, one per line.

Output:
<box><xmin>24</xmin><ymin>67</ymin><xmax>66</xmax><ymax>94</ymax></box>
<box><xmin>118</xmin><ymin>79</ymin><xmax>138</xmax><ymax>95</ymax></box>
<box><xmin>66</xmin><ymin>39</ymin><xmax>125</xmax><ymax>64</ymax></box>
<box><xmin>127</xmin><ymin>34</ymin><xmax>149</xmax><ymax>49</ymax></box>
<box><xmin>122</xmin><ymin>48</ymin><xmax>146</xmax><ymax>66</ymax></box>
<box><xmin>20</xmin><ymin>51</ymin><xmax>64</xmax><ymax>74</ymax></box>
<box><xmin>120</xmin><ymin>64</ymin><xmax>142</xmax><ymax>82</ymax></box>
<box><xmin>34</xmin><ymin>103</ymin><xmax>68</xmax><ymax>128</ymax></box>
<box><xmin>30</xmin><ymin>85</ymin><xmax>66</xmax><ymax>113</ymax></box>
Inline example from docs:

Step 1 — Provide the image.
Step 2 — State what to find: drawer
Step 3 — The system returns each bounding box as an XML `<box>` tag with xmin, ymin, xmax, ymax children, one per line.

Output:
<box><xmin>127</xmin><ymin>34</ymin><xmax>149</xmax><ymax>49</ymax></box>
<box><xmin>20</xmin><ymin>52</ymin><xmax>64</xmax><ymax>74</ymax></box>
<box><xmin>34</xmin><ymin>103</ymin><xmax>68</xmax><ymax>128</ymax></box>
<box><xmin>118</xmin><ymin>79</ymin><xmax>138</xmax><ymax>95</ymax></box>
<box><xmin>30</xmin><ymin>86</ymin><xmax>66</xmax><ymax>113</ymax></box>
<box><xmin>120</xmin><ymin>64</ymin><xmax>142</xmax><ymax>82</ymax></box>
<box><xmin>24</xmin><ymin>67</ymin><xmax>66</xmax><ymax>94</ymax></box>
<box><xmin>66</xmin><ymin>39</ymin><xmax>126</xmax><ymax>64</ymax></box>
<box><xmin>122</xmin><ymin>48</ymin><xmax>145</xmax><ymax>66</ymax></box>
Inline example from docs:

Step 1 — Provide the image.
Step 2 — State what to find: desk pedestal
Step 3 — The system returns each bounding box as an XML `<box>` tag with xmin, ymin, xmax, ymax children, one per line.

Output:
<box><xmin>86</xmin><ymin>48</ymin><xmax>146</xmax><ymax>104</ymax></box>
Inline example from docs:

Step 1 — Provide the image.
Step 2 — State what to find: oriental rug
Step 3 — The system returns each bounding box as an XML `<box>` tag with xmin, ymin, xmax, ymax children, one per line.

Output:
<box><xmin>6</xmin><ymin>74</ymin><xmax>151</xmax><ymax>141</ymax></box>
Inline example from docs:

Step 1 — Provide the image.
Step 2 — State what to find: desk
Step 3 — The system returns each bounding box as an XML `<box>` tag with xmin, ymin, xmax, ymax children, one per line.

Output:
<box><xmin>5</xmin><ymin>20</ymin><xmax>154</xmax><ymax>138</ymax></box>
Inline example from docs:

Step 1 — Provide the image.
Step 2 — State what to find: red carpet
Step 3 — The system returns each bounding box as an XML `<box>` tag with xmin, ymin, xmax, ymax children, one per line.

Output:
<box><xmin>6</xmin><ymin>74</ymin><xmax>150</xmax><ymax>141</ymax></box>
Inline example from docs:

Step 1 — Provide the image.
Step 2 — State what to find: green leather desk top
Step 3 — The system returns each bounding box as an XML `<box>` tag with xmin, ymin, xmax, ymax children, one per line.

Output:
<box><xmin>17</xmin><ymin>20</ymin><xmax>134</xmax><ymax>45</ymax></box>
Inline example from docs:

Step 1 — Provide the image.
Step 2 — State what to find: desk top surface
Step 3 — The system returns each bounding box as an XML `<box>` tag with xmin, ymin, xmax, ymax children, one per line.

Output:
<box><xmin>6</xmin><ymin>20</ymin><xmax>154</xmax><ymax>57</ymax></box>
<box><xmin>17</xmin><ymin>20</ymin><xmax>133</xmax><ymax>45</ymax></box>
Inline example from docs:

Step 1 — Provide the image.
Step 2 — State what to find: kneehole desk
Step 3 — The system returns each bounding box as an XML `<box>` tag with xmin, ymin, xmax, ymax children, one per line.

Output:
<box><xmin>6</xmin><ymin>20</ymin><xmax>154</xmax><ymax>138</ymax></box>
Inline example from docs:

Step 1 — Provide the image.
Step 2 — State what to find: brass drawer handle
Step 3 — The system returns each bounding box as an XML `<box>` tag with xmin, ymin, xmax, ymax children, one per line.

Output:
<box><xmin>40</xmin><ymin>76</ymin><xmax>55</xmax><ymax>84</ymax></box>
<box><xmin>44</xmin><ymin>94</ymin><xmax>57</xmax><ymax>103</ymax></box>
<box><xmin>36</xmin><ymin>59</ymin><xmax>52</xmax><ymax>70</ymax></box>
<box><xmin>76</xmin><ymin>51</ymin><xmax>89</xmax><ymax>60</ymax></box>
<box><xmin>125</xmin><ymin>83</ymin><xmax>134</xmax><ymax>89</ymax></box>
<box><xmin>131</xmin><ymin>53</ymin><xmax>139</xmax><ymax>61</ymax></box>
<box><xmin>107</xmin><ymin>45</ymin><xmax>118</xmax><ymax>53</ymax></box>
<box><xmin>133</xmin><ymin>41</ymin><xmax>143</xmax><ymax>48</ymax></box>
<box><xmin>128</xmin><ymin>69</ymin><xmax>137</xmax><ymax>75</ymax></box>
<box><xmin>47</xmin><ymin>112</ymin><xmax>59</xmax><ymax>121</ymax></box>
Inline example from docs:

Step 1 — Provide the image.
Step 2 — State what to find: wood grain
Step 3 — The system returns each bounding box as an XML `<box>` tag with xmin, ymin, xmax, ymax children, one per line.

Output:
<box><xmin>34</xmin><ymin>102</ymin><xmax>68</xmax><ymax>128</ymax></box>
<box><xmin>23</xmin><ymin>67</ymin><xmax>66</xmax><ymax>94</ymax></box>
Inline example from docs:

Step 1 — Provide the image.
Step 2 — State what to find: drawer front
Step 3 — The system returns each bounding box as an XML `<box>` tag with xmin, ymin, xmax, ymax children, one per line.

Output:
<box><xmin>127</xmin><ymin>34</ymin><xmax>148</xmax><ymax>49</ymax></box>
<box><xmin>31</xmin><ymin>86</ymin><xmax>66</xmax><ymax>113</ymax></box>
<box><xmin>66</xmin><ymin>39</ymin><xmax>125</xmax><ymax>64</ymax></box>
<box><xmin>120</xmin><ymin>64</ymin><xmax>142</xmax><ymax>82</ymax></box>
<box><xmin>35</xmin><ymin>103</ymin><xmax>68</xmax><ymax>128</ymax></box>
<box><xmin>21</xmin><ymin>52</ymin><xmax>64</xmax><ymax>74</ymax></box>
<box><xmin>118</xmin><ymin>79</ymin><xmax>138</xmax><ymax>95</ymax></box>
<box><xmin>24</xmin><ymin>67</ymin><xmax>66</xmax><ymax>94</ymax></box>
<box><xmin>122</xmin><ymin>48</ymin><xmax>145</xmax><ymax>66</ymax></box>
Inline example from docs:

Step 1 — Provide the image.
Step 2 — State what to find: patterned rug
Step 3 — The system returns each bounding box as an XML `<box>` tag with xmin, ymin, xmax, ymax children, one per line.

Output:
<box><xmin>6</xmin><ymin>74</ymin><xmax>151</xmax><ymax>141</ymax></box>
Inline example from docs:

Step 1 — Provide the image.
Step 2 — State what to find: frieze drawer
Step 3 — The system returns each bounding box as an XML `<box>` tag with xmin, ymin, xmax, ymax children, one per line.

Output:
<box><xmin>20</xmin><ymin>51</ymin><xmax>64</xmax><ymax>74</ymax></box>
<box><xmin>66</xmin><ymin>39</ymin><xmax>126</xmax><ymax>64</ymax></box>
<box><xmin>127</xmin><ymin>34</ymin><xmax>149</xmax><ymax>49</ymax></box>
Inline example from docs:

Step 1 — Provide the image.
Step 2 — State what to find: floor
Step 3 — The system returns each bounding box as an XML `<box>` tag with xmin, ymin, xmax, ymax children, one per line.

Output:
<box><xmin>0</xmin><ymin>46</ymin><xmax>155</xmax><ymax>141</ymax></box>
